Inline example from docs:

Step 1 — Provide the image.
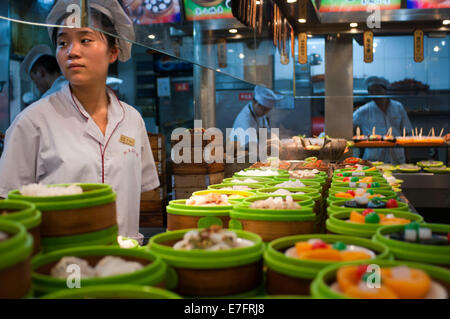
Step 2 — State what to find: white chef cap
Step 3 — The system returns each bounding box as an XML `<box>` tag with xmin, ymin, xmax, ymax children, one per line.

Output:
<box><xmin>46</xmin><ymin>0</ymin><xmax>135</xmax><ymax>62</ymax></box>
<box><xmin>254</xmin><ymin>85</ymin><xmax>283</xmax><ymax>108</ymax></box>
<box><xmin>20</xmin><ymin>44</ymin><xmax>53</xmax><ymax>81</ymax></box>
<box><xmin>366</xmin><ymin>76</ymin><xmax>390</xmax><ymax>89</ymax></box>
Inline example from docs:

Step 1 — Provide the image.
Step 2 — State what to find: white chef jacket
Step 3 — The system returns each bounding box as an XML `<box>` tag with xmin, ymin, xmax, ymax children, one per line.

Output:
<box><xmin>353</xmin><ymin>100</ymin><xmax>413</xmax><ymax>164</ymax></box>
<box><xmin>229</xmin><ymin>102</ymin><xmax>271</xmax><ymax>147</ymax></box>
<box><xmin>0</xmin><ymin>83</ymin><xmax>160</xmax><ymax>242</ymax></box>
<box><xmin>41</xmin><ymin>75</ymin><xmax>67</xmax><ymax>98</ymax></box>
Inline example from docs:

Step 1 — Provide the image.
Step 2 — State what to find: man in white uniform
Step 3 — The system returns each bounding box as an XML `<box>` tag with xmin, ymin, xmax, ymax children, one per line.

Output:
<box><xmin>0</xmin><ymin>0</ymin><xmax>159</xmax><ymax>243</ymax></box>
<box><xmin>20</xmin><ymin>45</ymin><xmax>67</xmax><ymax>100</ymax></box>
<box><xmin>230</xmin><ymin>86</ymin><xmax>283</xmax><ymax>148</ymax></box>
<box><xmin>353</xmin><ymin>76</ymin><xmax>413</xmax><ymax>164</ymax></box>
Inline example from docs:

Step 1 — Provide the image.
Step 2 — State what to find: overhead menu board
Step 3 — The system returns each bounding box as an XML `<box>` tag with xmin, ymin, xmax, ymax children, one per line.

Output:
<box><xmin>407</xmin><ymin>0</ymin><xmax>450</xmax><ymax>8</ymax></box>
<box><xmin>183</xmin><ymin>0</ymin><xmax>233</xmax><ymax>21</ymax></box>
<box><xmin>123</xmin><ymin>0</ymin><xmax>182</xmax><ymax>24</ymax></box>
<box><xmin>319</xmin><ymin>0</ymin><xmax>402</xmax><ymax>12</ymax></box>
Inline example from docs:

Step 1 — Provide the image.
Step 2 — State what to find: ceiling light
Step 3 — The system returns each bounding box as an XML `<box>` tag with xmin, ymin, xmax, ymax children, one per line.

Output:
<box><xmin>442</xmin><ymin>41</ymin><xmax>446</xmax><ymax>46</ymax></box>
<box><xmin>229</xmin><ymin>29</ymin><xmax>238</xmax><ymax>34</ymax></box>
<box><xmin>443</xmin><ymin>20</ymin><xmax>450</xmax><ymax>25</ymax></box>
<box><xmin>148</xmin><ymin>34</ymin><xmax>156</xmax><ymax>39</ymax></box>
<box><xmin>287</xmin><ymin>0</ymin><xmax>297</xmax><ymax>3</ymax></box>
<box><xmin>433</xmin><ymin>45</ymin><xmax>440</xmax><ymax>52</ymax></box>
<box><xmin>298</xmin><ymin>18</ymin><xmax>306</xmax><ymax>23</ymax></box>
<box><xmin>239</xmin><ymin>53</ymin><xmax>245</xmax><ymax>59</ymax></box>
<box><xmin>307</xmin><ymin>34</ymin><xmax>312</xmax><ymax>38</ymax></box>
<box><xmin>350</xmin><ymin>22</ymin><xmax>358</xmax><ymax>28</ymax></box>
<box><xmin>256</xmin><ymin>0</ymin><xmax>261</xmax><ymax>4</ymax></box>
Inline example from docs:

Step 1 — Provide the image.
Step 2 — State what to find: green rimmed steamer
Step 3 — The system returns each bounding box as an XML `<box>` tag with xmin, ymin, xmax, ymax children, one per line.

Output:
<box><xmin>0</xmin><ymin>200</ymin><xmax>41</xmax><ymax>255</ymax></box>
<box><xmin>41</xmin><ymin>284</ymin><xmax>181</xmax><ymax>299</ymax></box>
<box><xmin>373</xmin><ymin>223</ymin><xmax>450</xmax><ymax>267</ymax></box>
<box><xmin>326</xmin><ymin>210</ymin><xmax>424</xmax><ymax>238</ymax></box>
<box><xmin>264</xmin><ymin>234</ymin><xmax>390</xmax><ymax>295</ymax></box>
<box><xmin>222</xmin><ymin>176</ymin><xmax>273</xmax><ymax>185</ymax></box>
<box><xmin>327</xmin><ymin>199</ymin><xmax>410</xmax><ymax>216</ymax></box>
<box><xmin>207</xmin><ymin>183</ymin><xmax>263</xmax><ymax>193</ymax></box>
<box><xmin>327</xmin><ymin>189</ymin><xmax>398</xmax><ymax>204</ymax></box>
<box><xmin>233</xmin><ymin>168</ymin><xmax>290</xmax><ymax>179</ymax></box>
<box><xmin>0</xmin><ymin>220</ymin><xmax>33</xmax><ymax>298</ymax></box>
<box><xmin>166</xmin><ymin>190</ymin><xmax>255</xmax><ymax>231</ymax></box>
<box><xmin>8</xmin><ymin>184</ymin><xmax>118</xmax><ymax>253</ymax></box>
<box><xmin>310</xmin><ymin>259</ymin><xmax>450</xmax><ymax>299</ymax></box>
<box><xmin>148</xmin><ymin>229</ymin><xmax>265</xmax><ymax>297</ymax></box>
<box><xmin>31</xmin><ymin>245</ymin><xmax>167</xmax><ymax>296</ymax></box>
<box><xmin>229</xmin><ymin>194</ymin><xmax>316</xmax><ymax>242</ymax></box>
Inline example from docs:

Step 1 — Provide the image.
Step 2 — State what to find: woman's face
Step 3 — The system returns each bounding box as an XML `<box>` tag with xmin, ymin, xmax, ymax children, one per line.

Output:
<box><xmin>56</xmin><ymin>24</ymin><xmax>118</xmax><ymax>87</ymax></box>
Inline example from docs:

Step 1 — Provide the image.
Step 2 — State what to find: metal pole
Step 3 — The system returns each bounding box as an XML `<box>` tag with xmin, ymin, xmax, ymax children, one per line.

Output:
<box><xmin>324</xmin><ymin>34</ymin><xmax>353</xmax><ymax>139</ymax></box>
<box><xmin>80</xmin><ymin>0</ymin><xmax>87</xmax><ymax>27</ymax></box>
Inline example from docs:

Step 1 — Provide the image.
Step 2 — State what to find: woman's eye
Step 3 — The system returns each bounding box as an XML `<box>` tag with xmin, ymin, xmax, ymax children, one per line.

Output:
<box><xmin>58</xmin><ymin>41</ymin><xmax>66</xmax><ymax>46</ymax></box>
<box><xmin>81</xmin><ymin>39</ymin><xmax>92</xmax><ymax>44</ymax></box>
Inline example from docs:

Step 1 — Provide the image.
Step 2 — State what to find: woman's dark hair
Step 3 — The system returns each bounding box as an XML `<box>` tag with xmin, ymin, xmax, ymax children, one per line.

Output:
<box><xmin>51</xmin><ymin>7</ymin><xmax>118</xmax><ymax>51</ymax></box>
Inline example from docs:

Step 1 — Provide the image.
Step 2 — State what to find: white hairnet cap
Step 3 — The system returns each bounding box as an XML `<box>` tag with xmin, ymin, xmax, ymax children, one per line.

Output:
<box><xmin>254</xmin><ymin>85</ymin><xmax>283</xmax><ymax>108</ymax></box>
<box><xmin>366</xmin><ymin>76</ymin><xmax>390</xmax><ymax>89</ymax></box>
<box><xmin>46</xmin><ymin>0</ymin><xmax>135</xmax><ymax>62</ymax></box>
<box><xmin>20</xmin><ymin>45</ymin><xmax>53</xmax><ymax>81</ymax></box>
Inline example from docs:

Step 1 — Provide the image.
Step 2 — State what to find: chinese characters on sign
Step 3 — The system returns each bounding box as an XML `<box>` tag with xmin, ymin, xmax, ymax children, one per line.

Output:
<box><xmin>298</xmin><ymin>33</ymin><xmax>307</xmax><ymax>64</ymax></box>
<box><xmin>414</xmin><ymin>30</ymin><xmax>424</xmax><ymax>63</ymax></box>
<box><xmin>364</xmin><ymin>31</ymin><xmax>374</xmax><ymax>63</ymax></box>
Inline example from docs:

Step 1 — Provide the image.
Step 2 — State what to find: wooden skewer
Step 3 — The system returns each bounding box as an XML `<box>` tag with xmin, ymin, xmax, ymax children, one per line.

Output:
<box><xmin>439</xmin><ymin>128</ymin><xmax>444</xmax><ymax>137</ymax></box>
<box><xmin>415</xmin><ymin>127</ymin><xmax>418</xmax><ymax>137</ymax></box>
<box><xmin>411</xmin><ymin>129</ymin><xmax>414</xmax><ymax>137</ymax></box>
<box><xmin>432</xmin><ymin>127</ymin><xmax>435</xmax><ymax>137</ymax></box>
<box><xmin>403</xmin><ymin>127</ymin><xmax>406</xmax><ymax>137</ymax></box>
<box><xmin>427</xmin><ymin>128</ymin><xmax>432</xmax><ymax>136</ymax></box>
<box><xmin>372</xmin><ymin>126</ymin><xmax>376</xmax><ymax>136</ymax></box>
<box><xmin>357</xmin><ymin>127</ymin><xmax>361</xmax><ymax>137</ymax></box>
<box><xmin>419</xmin><ymin>128</ymin><xmax>423</xmax><ymax>138</ymax></box>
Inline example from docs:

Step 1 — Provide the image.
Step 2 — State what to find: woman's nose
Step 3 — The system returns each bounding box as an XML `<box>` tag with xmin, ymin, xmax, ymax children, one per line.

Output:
<box><xmin>67</xmin><ymin>42</ymin><xmax>81</xmax><ymax>58</ymax></box>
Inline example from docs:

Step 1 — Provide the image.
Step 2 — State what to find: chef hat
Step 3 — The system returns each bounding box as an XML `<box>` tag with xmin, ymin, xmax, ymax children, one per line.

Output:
<box><xmin>20</xmin><ymin>45</ymin><xmax>53</xmax><ymax>81</ymax></box>
<box><xmin>46</xmin><ymin>0</ymin><xmax>135</xmax><ymax>62</ymax></box>
<box><xmin>254</xmin><ymin>85</ymin><xmax>283</xmax><ymax>109</ymax></box>
<box><xmin>366</xmin><ymin>76</ymin><xmax>390</xmax><ymax>89</ymax></box>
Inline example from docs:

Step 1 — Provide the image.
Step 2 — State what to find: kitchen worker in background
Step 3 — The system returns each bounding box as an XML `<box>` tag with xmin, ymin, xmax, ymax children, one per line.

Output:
<box><xmin>229</xmin><ymin>85</ymin><xmax>283</xmax><ymax>148</ymax></box>
<box><xmin>0</xmin><ymin>0</ymin><xmax>159</xmax><ymax>243</ymax></box>
<box><xmin>20</xmin><ymin>44</ymin><xmax>67</xmax><ymax>100</ymax></box>
<box><xmin>353</xmin><ymin>76</ymin><xmax>413</xmax><ymax>164</ymax></box>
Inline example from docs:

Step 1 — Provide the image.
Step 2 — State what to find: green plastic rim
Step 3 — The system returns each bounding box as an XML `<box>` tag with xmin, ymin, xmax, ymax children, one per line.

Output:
<box><xmin>167</xmin><ymin>205</ymin><xmax>230</xmax><ymax>217</ymax></box>
<box><xmin>222</xmin><ymin>177</ymin><xmax>273</xmax><ymax>185</ymax></box>
<box><xmin>192</xmin><ymin>189</ymin><xmax>255</xmax><ymax>202</ymax></box>
<box><xmin>326</xmin><ymin>210</ymin><xmax>424</xmax><ymax>238</ymax></box>
<box><xmin>41</xmin><ymin>284</ymin><xmax>181</xmax><ymax>299</ymax></box>
<box><xmin>311</xmin><ymin>259</ymin><xmax>450</xmax><ymax>299</ymax></box>
<box><xmin>0</xmin><ymin>200</ymin><xmax>37</xmax><ymax>223</ymax></box>
<box><xmin>423</xmin><ymin>167</ymin><xmax>450</xmax><ymax>174</ymax></box>
<box><xmin>273</xmin><ymin>176</ymin><xmax>325</xmax><ymax>186</ymax></box>
<box><xmin>20</xmin><ymin>210</ymin><xmax>42</xmax><ymax>230</ymax></box>
<box><xmin>41</xmin><ymin>225</ymin><xmax>118</xmax><ymax>253</ymax></box>
<box><xmin>148</xmin><ymin>229</ymin><xmax>264</xmax><ymax>269</ymax></box>
<box><xmin>168</xmin><ymin>199</ymin><xmax>233</xmax><ymax>212</ymax></box>
<box><xmin>328</xmin><ymin>199</ymin><xmax>410</xmax><ymax>213</ymax></box>
<box><xmin>8</xmin><ymin>191</ymin><xmax>116</xmax><ymax>212</ymax></box>
<box><xmin>265</xmin><ymin>180</ymin><xmax>322</xmax><ymax>190</ymax></box>
<box><xmin>265</xmin><ymin>234</ymin><xmax>390</xmax><ymax>280</ymax></box>
<box><xmin>330</xmin><ymin>181</ymin><xmax>391</xmax><ymax>190</ymax></box>
<box><xmin>8</xmin><ymin>183</ymin><xmax>113</xmax><ymax>203</ymax></box>
<box><xmin>32</xmin><ymin>245</ymin><xmax>167</xmax><ymax>295</ymax></box>
<box><xmin>208</xmin><ymin>183</ymin><xmax>263</xmax><ymax>193</ymax></box>
<box><xmin>327</xmin><ymin>189</ymin><xmax>397</xmax><ymax>203</ymax></box>
<box><xmin>256</xmin><ymin>187</ymin><xmax>321</xmax><ymax>201</ymax></box>
<box><xmin>242</xmin><ymin>194</ymin><xmax>315</xmax><ymax>207</ymax></box>
<box><xmin>373</xmin><ymin>223</ymin><xmax>450</xmax><ymax>265</ymax></box>
<box><xmin>0</xmin><ymin>219</ymin><xmax>33</xmax><ymax>271</ymax></box>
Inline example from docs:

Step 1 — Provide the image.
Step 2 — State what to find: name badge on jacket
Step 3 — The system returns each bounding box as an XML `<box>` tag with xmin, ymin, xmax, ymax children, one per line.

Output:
<box><xmin>120</xmin><ymin>135</ymin><xmax>135</xmax><ymax>147</ymax></box>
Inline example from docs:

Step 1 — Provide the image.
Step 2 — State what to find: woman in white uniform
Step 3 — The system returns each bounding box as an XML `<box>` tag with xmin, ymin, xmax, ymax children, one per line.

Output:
<box><xmin>0</xmin><ymin>0</ymin><xmax>159</xmax><ymax>243</ymax></box>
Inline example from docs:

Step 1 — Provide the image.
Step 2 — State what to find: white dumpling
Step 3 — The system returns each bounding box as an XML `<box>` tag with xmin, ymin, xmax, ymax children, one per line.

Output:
<box><xmin>95</xmin><ymin>256</ymin><xmax>143</xmax><ymax>278</ymax></box>
<box><xmin>51</xmin><ymin>256</ymin><xmax>96</xmax><ymax>279</ymax></box>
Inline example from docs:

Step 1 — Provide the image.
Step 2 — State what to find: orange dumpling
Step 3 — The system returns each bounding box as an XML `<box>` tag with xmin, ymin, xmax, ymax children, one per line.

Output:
<box><xmin>345</xmin><ymin>285</ymin><xmax>399</xmax><ymax>299</ymax></box>
<box><xmin>381</xmin><ymin>267</ymin><xmax>431</xmax><ymax>299</ymax></box>
<box><xmin>349</xmin><ymin>211</ymin><xmax>365</xmax><ymax>223</ymax></box>
<box><xmin>341</xmin><ymin>251</ymin><xmax>372</xmax><ymax>261</ymax></box>
<box><xmin>379</xmin><ymin>217</ymin><xmax>411</xmax><ymax>225</ymax></box>
<box><xmin>336</xmin><ymin>266</ymin><xmax>360</xmax><ymax>292</ymax></box>
<box><xmin>298</xmin><ymin>248</ymin><xmax>341</xmax><ymax>261</ymax></box>
<box><xmin>360</xmin><ymin>177</ymin><xmax>373</xmax><ymax>183</ymax></box>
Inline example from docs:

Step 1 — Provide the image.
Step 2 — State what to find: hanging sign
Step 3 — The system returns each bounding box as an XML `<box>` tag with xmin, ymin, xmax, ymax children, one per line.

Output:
<box><xmin>217</xmin><ymin>38</ymin><xmax>227</xmax><ymax>68</ymax></box>
<box><xmin>364</xmin><ymin>31</ymin><xmax>374</xmax><ymax>63</ymax></box>
<box><xmin>414</xmin><ymin>30</ymin><xmax>424</xmax><ymax>63</ymax></box>
<box><xmin>298</xmin><ymin>33</ymin><xmax>307</xmax><ymax>64</ymax></box>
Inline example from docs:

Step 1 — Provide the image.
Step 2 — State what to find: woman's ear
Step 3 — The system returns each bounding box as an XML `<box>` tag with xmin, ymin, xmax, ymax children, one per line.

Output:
<box><xmin>109</xmin><ymin>44</ymin><xmax>119</xmax><ymax>64</ymax></box>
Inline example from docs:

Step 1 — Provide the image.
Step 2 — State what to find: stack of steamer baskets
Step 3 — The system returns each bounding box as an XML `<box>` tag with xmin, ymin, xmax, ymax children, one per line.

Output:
<box><xmin>7</xmin><ymin>184</ymin><xmax>118</xmax><ymax>252</ymax></box>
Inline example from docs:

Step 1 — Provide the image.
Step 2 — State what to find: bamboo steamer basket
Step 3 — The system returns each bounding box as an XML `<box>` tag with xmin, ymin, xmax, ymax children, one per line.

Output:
<box><xmin>0</xmin><ymin>220</ymin><xmax>33</xmax><ymax>298</ymax></box>
<box><xmin>31</xmin><ymin>245</ymin><xmax>166</xmax><ymax>296</ymax></box>
<box><xmin>325</xmin><ymin>210</ymin><xmax>423</xmax><ymax>238</ymax></box>
<box><xmin>0</xmin><ymin>200</ymin><xmax>42</xmax><ymax>255</ymax></box>
<box><xmin>230</xmin><ymin>195</ymin><xmax>316</xmax><ymax>242</ymax></box>
<box><xmin>41</xmin><ymin>284</ymin><xmax>181</xmax><ymax>299</ymax></box>
<box><xmin>166</xmin><ymin>190</ymin><xmax>254</xmax><ymax>231</ymax></box>
<box><xmin>311</xmin><ymin>260</ymin><xmax>450</xmax><ymax>299</ymax></box>
<box><xmin>373</xmin><ymin>223</ymin><xmax>450</xmax><ymax>267</ymax></box>
<box><xmin>148</xmin><ymin>229</ymin><xmax>264</xmax><ymax>297</ymax></box>
<box><xmin>8</xmin><ymin>184</ymin><xmax>118</xmax><ymax>252</ymax></box>
<box><xmin>264</xmin><ymin>234</ymin><xmax>390</xmax><ymax>295</ymax></box>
